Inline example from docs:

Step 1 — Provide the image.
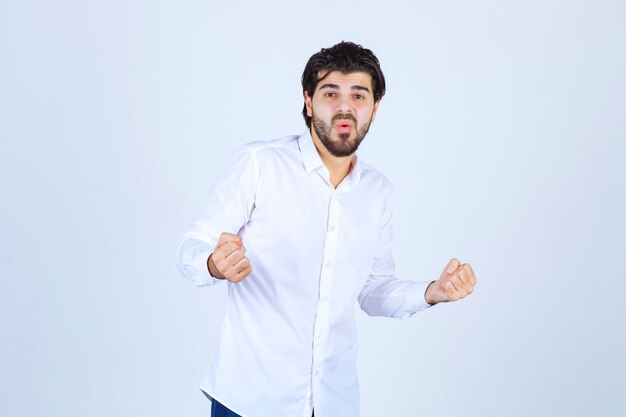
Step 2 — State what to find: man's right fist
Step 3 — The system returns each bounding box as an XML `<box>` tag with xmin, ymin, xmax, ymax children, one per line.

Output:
<box><xmin>207</xmin><ymin>232</ymin><xmax>253</xmax><ymax>283</ymax></box>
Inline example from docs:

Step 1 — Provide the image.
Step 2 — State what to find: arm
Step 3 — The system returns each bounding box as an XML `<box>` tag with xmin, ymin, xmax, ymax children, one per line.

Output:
<box><xmin>357</xmin><ymin>185</ymin><xmax>477</xmax><ymax>317</ymax></box>
<box><xmin>357</xmin><ymin>185</ymin><xmax>432</xmax><ymax>318</ymax></box>
<box><xmin>176</xmin><ymin>145</ymin><xmax>259</xmax><ymax>286</ymax></box>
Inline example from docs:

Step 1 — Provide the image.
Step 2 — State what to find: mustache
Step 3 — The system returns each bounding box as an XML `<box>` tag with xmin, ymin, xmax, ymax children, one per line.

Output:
<box><xmin>332</xmin><ymin>114</ymin><xmax>357</xmax><ymax>124</ymax></box>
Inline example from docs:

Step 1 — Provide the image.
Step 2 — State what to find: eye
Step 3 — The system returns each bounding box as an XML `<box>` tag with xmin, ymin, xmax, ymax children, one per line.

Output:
<box><xmin>324</xmin><ymin>92</ymin><xmax>336</xmax><ymax>97</ymax></box>
<box><xmin>354</xmin><ymin>94</ymin><xmax>364</xmax><ymax>100</ymax></box>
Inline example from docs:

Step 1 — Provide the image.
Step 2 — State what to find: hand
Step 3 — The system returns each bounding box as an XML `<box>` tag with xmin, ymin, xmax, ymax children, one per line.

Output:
<box><xmin>207</xmin><ymin>232</ymin><xmax>253</xmax><ymax>283</ymax></box>
<box><xmin>425</xmin><ymin>258</ymin><xmax>477</xmax><ymax>305</ymax></box>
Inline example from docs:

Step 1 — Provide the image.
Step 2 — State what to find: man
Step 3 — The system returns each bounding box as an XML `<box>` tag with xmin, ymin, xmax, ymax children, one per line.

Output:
<box><xmin>177</xmin><ymin>41</ymin><xmax>477</xmax><ymax>417</ymax></box>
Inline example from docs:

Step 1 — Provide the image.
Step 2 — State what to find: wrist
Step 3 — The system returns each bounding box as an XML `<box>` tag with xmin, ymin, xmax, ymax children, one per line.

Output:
<box><xmin>207</xmin><ymin>254</ymin><xmax>226</xmax><ymax>279</ymax></box>
<box><xmin>424</xmin><ymin>280</ymin><xmax>439</xmax><ymax>305</ymax></box>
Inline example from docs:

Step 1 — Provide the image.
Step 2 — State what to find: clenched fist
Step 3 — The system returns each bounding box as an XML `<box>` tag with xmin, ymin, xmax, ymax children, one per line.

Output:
<box><xmin>425</xmin><ymin>258</ymin><xmax>477</xmax><ymax>305</ymax></box>
<box><xmin>207</xmin><ymin>232</ymin><xmax>253</xmax><ymax>283</ymax></box>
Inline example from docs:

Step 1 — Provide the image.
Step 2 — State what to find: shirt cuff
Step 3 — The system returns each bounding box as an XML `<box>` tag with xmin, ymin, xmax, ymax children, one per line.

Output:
<box><xmin>177</xmin><ymin>237</ymin><xmax>226</xmax><ymax>287</ymax></box>
<box><xmin>412</xmin><ymin>280</ymin><xmax>434</xmax><ymax>312</ymax></box>
<box><xmin>192</xmin><ymin>249</ymin><xmax>219</xmax><ymax>286</ymax></box>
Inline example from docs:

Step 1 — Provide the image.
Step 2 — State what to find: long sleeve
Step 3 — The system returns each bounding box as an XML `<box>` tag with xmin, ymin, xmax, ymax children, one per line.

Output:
<box><xmin>176</xmin><ymin>145</ymin><xmax>259</xmax><ymax>286</ymax></box>
<box><xmin>175</xmin><ymin>132</ymin><xmax>438</xmax><ymax>416</ymax></box>
<box><xmin>357</xmin><ymin>184</ymin><xmax>432</xmax><ymax>318</ymax></box>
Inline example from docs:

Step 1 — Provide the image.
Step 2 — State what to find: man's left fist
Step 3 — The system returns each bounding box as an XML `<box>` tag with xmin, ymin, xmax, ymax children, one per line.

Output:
<box><xmin>425</xmin><ymin>258</ymin><xmax>477</xmax><ymax>305</ymax></box>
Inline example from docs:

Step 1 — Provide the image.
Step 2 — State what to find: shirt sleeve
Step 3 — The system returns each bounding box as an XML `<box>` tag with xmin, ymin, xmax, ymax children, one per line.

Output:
<box><xmin>176</xmin><ymin>145</ymin><xmax>259</xmax><ymax>286</ymax></box>
<box><xmin>357</xmin><ymin>182</ymin><xmax>433</xmax><ymax>318</ymax></box>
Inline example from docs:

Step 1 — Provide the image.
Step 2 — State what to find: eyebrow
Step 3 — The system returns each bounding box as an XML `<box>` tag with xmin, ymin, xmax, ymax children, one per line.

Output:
<box><xmin>318</xmin><ymin>83</ymin><xmax>371</xmax><ymax>93</ymax></box>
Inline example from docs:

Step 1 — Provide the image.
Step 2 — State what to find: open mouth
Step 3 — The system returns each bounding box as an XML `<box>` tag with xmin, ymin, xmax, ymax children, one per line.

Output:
<box><xmin>335</xmin><ymin>121</ymin><xmax>353</xmax><ymax>133</ymax></box>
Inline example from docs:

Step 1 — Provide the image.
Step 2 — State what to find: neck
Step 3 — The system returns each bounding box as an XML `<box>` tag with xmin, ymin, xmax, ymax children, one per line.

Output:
<box><xmin>310</xmin><ymin>128</ymin><xmax>355</xmax><ymax>188</ymax></box>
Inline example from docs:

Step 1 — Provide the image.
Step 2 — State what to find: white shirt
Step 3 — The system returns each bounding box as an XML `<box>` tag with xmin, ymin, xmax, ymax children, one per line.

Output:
<box><xmin>177</xmin><ymin>130</ymin><xmax>432</xmax><ymax>417</ymax></box>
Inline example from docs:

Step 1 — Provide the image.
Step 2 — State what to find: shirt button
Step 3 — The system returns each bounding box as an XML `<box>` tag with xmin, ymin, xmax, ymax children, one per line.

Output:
<box><xmin>329</xmin><ymin>225</ymin><xmax>336</xmax><ymax>231</ymax></box>
<box><xmin>314</xmin><ymin>370</ymin><xmax>320</xmax><ymax>377</ymax></box>
<box><xmin>317</xmin><ymin>332</ymin><xmax>324</xmax><ymax>339</ymax></box>
<box><xmin>320</xmin><ymin>296</ymin><xmax>328</xmax><ymax>303</ymax></box>
<box><xmin>325</xmin><ymin>261</ymin><xmax>332</xmax><ymax>268</ymax></box>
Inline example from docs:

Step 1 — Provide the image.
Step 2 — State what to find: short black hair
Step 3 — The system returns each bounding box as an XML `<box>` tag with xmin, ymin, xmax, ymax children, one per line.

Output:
<box><xmin>301</xmin><ymin>41</ymin><xmax>386</xmax><ymax>128</ymax></box>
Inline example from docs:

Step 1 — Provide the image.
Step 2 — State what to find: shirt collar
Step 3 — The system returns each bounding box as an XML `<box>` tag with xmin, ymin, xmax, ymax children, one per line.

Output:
<box><xmin>298</xmin><ymin>129</ymin><xmax>368</xmax><ymax>182</ymax></box>
<box><xmin>350</xmin><ymin>153</ymin><xmax>365</xmax><ymax>179</ymax></box>
<box><xmin>298</xmin><ymin>129</ymin><xmax>324</xmax><ymax>173</ymax></box>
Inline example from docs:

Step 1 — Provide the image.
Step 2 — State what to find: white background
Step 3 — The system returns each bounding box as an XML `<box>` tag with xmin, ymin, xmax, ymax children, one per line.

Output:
<box><xmin>1</xmin><ymin>1</ymin><xmax>625</xmax><ymax>416</ymax></box>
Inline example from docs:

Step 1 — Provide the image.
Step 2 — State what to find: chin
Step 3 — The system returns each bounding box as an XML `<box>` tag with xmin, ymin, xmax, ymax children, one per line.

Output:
<box><xmin>337</xmin><ymin>132</ymin><xmax>352</xmax><ymax>141</ymax></box>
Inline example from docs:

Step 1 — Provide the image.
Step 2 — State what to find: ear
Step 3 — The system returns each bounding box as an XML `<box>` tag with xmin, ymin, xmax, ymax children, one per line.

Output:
<box><xmin>304</xmin><ymin>91</ymin><xmax>313</xmax><ymax>117</ymax></box>
<box><xmin>371</xmin><ymin>100</ymin><xmax>381</xmax><ymax>122</ymax></box>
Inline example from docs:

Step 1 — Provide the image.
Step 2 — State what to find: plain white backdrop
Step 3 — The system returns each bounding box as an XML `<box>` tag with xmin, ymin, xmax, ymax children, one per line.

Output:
<box><xmin>1</xmin><ymin>1</ymin><xmax>624</xmax><ymax>416</ymax></box>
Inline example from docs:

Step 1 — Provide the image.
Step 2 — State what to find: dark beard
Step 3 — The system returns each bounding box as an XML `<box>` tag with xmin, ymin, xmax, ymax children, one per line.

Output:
<box><xmin>312</xmin><ymin>113</ymin><xmax>372</xmax><ymax>157</ymax></box>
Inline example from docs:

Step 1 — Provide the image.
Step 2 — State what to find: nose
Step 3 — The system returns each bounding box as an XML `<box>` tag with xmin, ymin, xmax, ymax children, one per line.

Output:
<box><xmin>335</xmin><ymin>95</ymin><xmax>354</xmax><ymax>114</ymax></box>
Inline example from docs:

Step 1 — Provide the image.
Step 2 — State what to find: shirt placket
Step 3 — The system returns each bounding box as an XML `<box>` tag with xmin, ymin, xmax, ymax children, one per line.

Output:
<box><xmin>309</xmin><ymin>189</ymin><xmax>340</xmax><ymax>408</ymax></box>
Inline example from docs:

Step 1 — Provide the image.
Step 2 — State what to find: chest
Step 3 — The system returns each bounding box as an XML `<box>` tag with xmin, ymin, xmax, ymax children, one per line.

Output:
<box><xmin>247</xmin><ymin>167</ymin><xmax>384</xmax><ymax>266</ymax></box>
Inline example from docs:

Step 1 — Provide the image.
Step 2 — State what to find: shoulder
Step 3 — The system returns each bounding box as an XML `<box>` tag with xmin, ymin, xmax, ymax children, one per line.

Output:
<box><xmin>221</xmin><ymin>135</ymin><xmax>300</xmax><ymax>171</ymax></box>
<box><xmin>240</xmin><ymin>135</ymin><xmax>300</xmax><ymax>157</ymax></box>
<box><xmin>232</xmin><ymin>135</ymin><xmax>304</xmax><ymax>176</ymax></box>
<box><xmin>359</xmin><ymin>158</ymin><xmax>396</xmax><ymax>195</ymax></box>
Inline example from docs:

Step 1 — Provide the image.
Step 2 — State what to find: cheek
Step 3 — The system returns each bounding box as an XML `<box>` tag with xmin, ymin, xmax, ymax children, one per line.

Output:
<box><xmin>311</xmin><ymin>102</ymin><xmax>331</xmax><ymax>118</ymax></box>
<box><xmin>357</xmin><ymin>108</ymin><xmax>374</xmax><ymax>124</ymax></box>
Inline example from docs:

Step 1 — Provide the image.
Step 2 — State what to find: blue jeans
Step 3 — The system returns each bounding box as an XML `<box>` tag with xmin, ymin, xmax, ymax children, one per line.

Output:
<box><xmin>211</xmin><ymin>398</ymin><xmax>314</xmax><ymax>417</ymax></box>
<box><xmin>211</xmin><ymin>398</ymin><xmax>241</xmax><ymax>417</ymax></box>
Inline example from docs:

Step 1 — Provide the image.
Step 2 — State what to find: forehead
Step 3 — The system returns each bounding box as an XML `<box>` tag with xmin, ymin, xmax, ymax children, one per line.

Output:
<box><xmin>316</xmin><ymin>70</ymin><xmax>373</xmax><ymax>90</ymax></box>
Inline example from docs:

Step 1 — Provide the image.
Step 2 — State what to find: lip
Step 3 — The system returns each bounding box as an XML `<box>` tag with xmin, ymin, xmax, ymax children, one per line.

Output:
<box><xmin>335</xmin><ymin>120</ymin><xmax>353</xmax><ymax>131</ymax></box>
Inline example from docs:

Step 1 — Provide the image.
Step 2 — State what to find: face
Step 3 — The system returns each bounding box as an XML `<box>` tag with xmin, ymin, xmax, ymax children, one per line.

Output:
<box><xmin>305</xmin><ymin>71</ymin><xmax>380</xmax><ymax>158</ymax></box>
